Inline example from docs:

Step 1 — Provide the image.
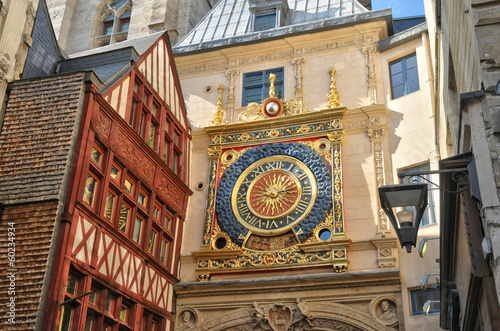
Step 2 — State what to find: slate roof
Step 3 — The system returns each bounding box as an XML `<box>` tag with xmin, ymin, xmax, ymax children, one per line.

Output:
<box><xmin>173</xmin><ymin>0</ymin><xmax>393</xmax><ymax>53</ymax></box>
<box><xmin>393</xmin><ymin>16</ymin><xmax>425</xmax><ymax>33</ymax></box>
<box><xmin>0</xmin><ymin>202</ymin><xmax>61</xmax><ymax>329</ymax></box>
<box><xmin>0</xmin><ymin>73</ymin><xmax>86</xmax><ymax>205</ymax></box>
<box><xmin>58</xmin><ymin>32</ymin><xmax>164</xmax><ymax>87</ymax></box>
<box><xmin>68</xmin><ymin>31</ymin><xmax>165</xmax><ymax>58</ymax></box>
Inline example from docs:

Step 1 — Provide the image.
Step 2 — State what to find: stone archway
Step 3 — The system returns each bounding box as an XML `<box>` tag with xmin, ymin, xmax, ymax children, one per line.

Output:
<box><xmin>176</xmin><ymin>301</ymin><xmax>396</xmax><ymax>331</ymax></box>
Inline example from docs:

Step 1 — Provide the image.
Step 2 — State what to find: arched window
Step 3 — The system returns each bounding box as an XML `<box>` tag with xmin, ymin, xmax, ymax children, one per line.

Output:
<box><xmin>94</xmin><ymin>0</ymin><xmax>132</xmax><ymax>48</ymax></box>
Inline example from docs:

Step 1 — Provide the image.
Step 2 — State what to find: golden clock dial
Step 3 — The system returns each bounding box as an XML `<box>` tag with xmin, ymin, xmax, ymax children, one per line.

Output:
<box><xmin>231</xmin><ymin>155</ymin><xmax>317</xmax><ymax>236</ymax></box>
<box><xmin>247</xmin><ymin>170</ymin><xmax>301</xmax><ymax>219</ymax></box>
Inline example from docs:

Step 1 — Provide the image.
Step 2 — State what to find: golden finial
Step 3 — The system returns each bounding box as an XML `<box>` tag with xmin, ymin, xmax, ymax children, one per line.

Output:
<box><xmin>327</xmin><ymin>66</ymin><xmax>341</xmax><ymax>108</ymax></box>
<box><xmin>269</xmin><ymin>73</ymin><xmax>276</xmax><ymax>98</ymax></box>
<box><xmin>212</xmin><ymin>84</ymin><xmax>225</xmax><ymax>125</ymax></box>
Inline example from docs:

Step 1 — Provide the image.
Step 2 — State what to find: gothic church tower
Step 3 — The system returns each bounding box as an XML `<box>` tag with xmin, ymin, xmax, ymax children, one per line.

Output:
<box><xmin>46</xmin><ymin>0</ymin><xmax>215</xmax><ymax>54</ymax></box>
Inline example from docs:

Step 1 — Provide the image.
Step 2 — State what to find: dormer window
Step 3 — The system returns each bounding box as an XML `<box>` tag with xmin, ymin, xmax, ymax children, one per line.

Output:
<box><xmin>248</xmin><ymin>0</ymin><xmax>289</xmax><ymax>32</ymax></box>
<box><xmin>255</xmin><ymin>12</ymin><xmax>277</xmax><ymax>31</ymax></box>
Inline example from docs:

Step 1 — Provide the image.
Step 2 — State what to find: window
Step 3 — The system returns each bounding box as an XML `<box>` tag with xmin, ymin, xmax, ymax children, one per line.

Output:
<box><xmin>389</xmin><ymin>53</ymin><xmax>419</xmax><ymax>99</ymax></box>
<box><xmin>83</xmin><ymin>173</ymin><xmax>99</xmax><ymax>208</ymax></box>
<box><xmin>163</xmin><ymin>117</ymin><xmax>183</xmax><ymax>176</ymax></box>
<box><xmin>59</xmin><ymin>276</ymin><xmax>144</xmax><ymax>331</ymax></box>
<box><xmin>255</xmin><ymin>12</ymin><xmax>276</xmax><ymax>31</ymax></box>
<box><xmin>129</xmin><ymin>78</ymin><xmax>161</xmax><ymax>153</ymax></box>
<box><xmin>243</xmin><ymin>68</ymin><xmax>283</xmax><ymax>106</ymax></box>
<box><xmin>148</xmin><ymin>201</ymin><xmax>174</xmax><ymax>267</ymax></box>
<box><xmin>410</xmin><ymin>288</ymin><xmax>440</xmax><ymax>315</ymax></box>
<box><xmin>59</xmin><ymin>272</ymin><xmax>84</xmax><ymax>331</ymax></box>
<box><xmin>103</xmin><ymin>14</ymin><xmax>114</xmax><ymax>35</ymax></box>
<box><xmin>96</xmin><ymin>0</ymin><xmax>132</xmax><ymax>47</ymax></box>
<box><xmin>399</xmin><ymin>163</ymin><xmax>437</xmax><ymax>227</ymax></box>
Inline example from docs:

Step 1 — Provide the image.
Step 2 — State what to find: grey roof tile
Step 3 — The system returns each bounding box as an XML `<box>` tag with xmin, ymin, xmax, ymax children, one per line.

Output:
<box><xmin>174</xmin><ymin>0</ymin><xmax>369</xmax><ymax>51</ymax></box>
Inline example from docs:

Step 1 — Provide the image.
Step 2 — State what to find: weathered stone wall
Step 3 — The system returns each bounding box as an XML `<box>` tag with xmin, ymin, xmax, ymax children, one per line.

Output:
<box><xmin>45</xmin><ymin>0</ymin><xmax>211</xmax><ymax>54</ymax></box>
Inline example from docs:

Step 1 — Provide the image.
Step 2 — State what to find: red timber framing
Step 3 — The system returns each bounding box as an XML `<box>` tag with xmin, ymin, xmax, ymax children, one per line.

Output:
<box><xmin>42</xmin><ymin>48</ymin><xmax>192</xmax><ymax>330</ymax></box>
<box><xmin>102</xmin><ymin>32</ymin><xmax>191</xmax><ymax>184</ymax></box>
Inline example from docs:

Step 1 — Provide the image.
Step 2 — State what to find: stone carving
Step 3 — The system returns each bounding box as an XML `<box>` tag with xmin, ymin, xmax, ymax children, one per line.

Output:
<box><xmin>362</xmin><ymin>45</ymin><xmax>378</xmax><ymax>104</ymax></box>
<box><xmin>269</xmin><ymin>305</ymin><xmax>292</xmax><ymax>331</ymax></box>
<box><xmin>377</xmin><ymin>300</ymin><xmax>398</xmax><ymax>327</ymax></box>
<box><xmin>291</xmin><ymin>57</ymin><xmax>305</xmax><ymax>101</ymax></box>
<box><xmin>179</xmin><ymin>310</ymin><xmax>196</xmax><ymax>330</ymax></box>
<box><xmin>225</xmin><ymin>69</ymin><xmax>239</xmax><ymax>122</ymax></box>
<box><xmin>0</xmin><ymin>53</ymin><xmax>11</xmax><ymax>82</ymax></box>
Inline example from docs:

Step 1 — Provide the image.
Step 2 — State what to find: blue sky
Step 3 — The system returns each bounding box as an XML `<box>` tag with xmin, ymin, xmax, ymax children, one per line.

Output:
<box><xmin>371</xmin><ymin>0</ymin><xmax>425</xmax><ymax>18</ymax></box>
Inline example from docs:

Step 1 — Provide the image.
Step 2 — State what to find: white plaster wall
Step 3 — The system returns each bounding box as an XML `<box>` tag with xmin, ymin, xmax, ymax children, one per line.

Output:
<box><xmin>381</xmin><ymin>37</ymin><xmax>441</xmax><ymax>330</ymax></box>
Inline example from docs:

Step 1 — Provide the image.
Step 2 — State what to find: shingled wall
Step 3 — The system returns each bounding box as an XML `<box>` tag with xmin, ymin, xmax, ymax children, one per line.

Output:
<box><xmin>0</xmin><ymin>73</ymin><xmax>85</xmax><ymax>205</ymax></box>
<box><xmin>0</xmin><ymin>201</ymin><xmax>62</xmax><ymax>329</ymax></box>
<box><xmin>0</xmin><ymin>72</ymin><xmax>86</xmax><ymax>329</ymax></box>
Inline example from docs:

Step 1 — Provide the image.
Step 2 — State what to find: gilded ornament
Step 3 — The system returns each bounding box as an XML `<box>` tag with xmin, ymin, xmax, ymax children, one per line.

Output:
<box><xmin>327</xmin><ymin>66</ymin><xmax>342</xmax><ymax>108</ymax></box>
<box><xmin>210</xmin><ymin>84</ymin><xmax>225</xmax><ymax>125</ymax></box>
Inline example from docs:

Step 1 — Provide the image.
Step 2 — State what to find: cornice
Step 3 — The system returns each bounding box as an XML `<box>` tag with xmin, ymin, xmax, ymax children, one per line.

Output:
<box><xmin>174</xmin><ymin>269</ymin><xmax>401</xmax><ymax>298</ymax></box>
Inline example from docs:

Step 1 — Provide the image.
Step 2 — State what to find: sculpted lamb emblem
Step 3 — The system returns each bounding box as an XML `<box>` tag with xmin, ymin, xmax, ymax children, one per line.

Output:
<box><xmin>268</xmin><ymin>305</ymin><xmax>292</xmax><ymax>331</ymax></box>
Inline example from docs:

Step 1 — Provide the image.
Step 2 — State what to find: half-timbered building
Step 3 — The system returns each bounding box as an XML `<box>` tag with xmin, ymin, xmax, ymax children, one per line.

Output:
<box><xmin>0</xmin><ymin>2</ymin><xmax>191</xmax><ymax>329</ymax></box>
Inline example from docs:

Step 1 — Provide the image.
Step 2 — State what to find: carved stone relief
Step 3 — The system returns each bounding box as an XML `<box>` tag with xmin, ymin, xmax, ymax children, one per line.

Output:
<box><xmin>361</xmin><ymin>45</ymin><xmax>378</xmax><ymax>105</ymax></box>
<box><xmin>367</xmin><ymin>128</ymin><xmax>389</xmax><ymax>234</ymax></box>
<box><xmin>226</xmin><ymin>69</ymin><xmax>239</xmax><ymax>123</ymax></box>
<box><xmin>369</xmin><ymin>297</ymin><xmax>399</xmax><ymax>328</ymax></box>
<box><xmin>178</xmin><ymin>309</ymin><xmax>198</xmax><ymax>330</ymax></box>
<box><xmin>177</xmin><ymin>300</ymin><xmax>396</xmax><ymax>331</ymax></box>
<box><xmin>291</xmin><ymin>57</ymin><xmax>305</xmax><ymax>102</ymax></box>
<box><xmin>0</xmin><ymin>53</ymin><xmax>11</xmax><ymax>82</ymax></box>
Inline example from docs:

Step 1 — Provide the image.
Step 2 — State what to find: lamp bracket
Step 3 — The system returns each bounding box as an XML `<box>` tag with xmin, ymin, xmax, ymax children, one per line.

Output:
<box><xmin>398</xmin><ymin>167</ymin><xmax>469</xmax><ymax>194</ymax></box>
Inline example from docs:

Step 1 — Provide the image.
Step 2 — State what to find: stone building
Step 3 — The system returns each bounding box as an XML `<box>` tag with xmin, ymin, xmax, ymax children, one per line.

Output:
<box><xmin>0</xmin><ymin>0</ymin><xmax>40</xmax><ymax>111</ymax></box>
<box><xmin>423</xmin><ymin>0</ymin><xmax>500</xmax><ymax>329</ymax></box>
<box><xmin>0</xmin><ymin>1</ymin><xmax>191</xmax><ymax>329</ymax></box>
<box><xmin>45</xmin><ymin>0</ymin><xmax>214</xmax><ymax>54</ymax></box>
<box><xmin>172</xmin><ymin>0</ymin><xmax>441</xmax><ymax>329</ymax></box>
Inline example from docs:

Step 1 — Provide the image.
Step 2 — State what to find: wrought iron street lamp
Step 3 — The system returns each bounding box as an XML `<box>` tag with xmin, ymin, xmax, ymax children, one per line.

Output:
<box><xmin>378</xmin><ymin>183</ymin><xmax>428</xmax><ymax>253</ymax></box>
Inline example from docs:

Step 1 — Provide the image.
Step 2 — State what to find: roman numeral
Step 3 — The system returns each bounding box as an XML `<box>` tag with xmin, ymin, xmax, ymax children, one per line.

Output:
<box><xmin>266</xmin><ymin>161</ymin><xmax>283</xmax><ymax>170</ymax></box>
<box><xmin>247</xmin><ymin>216</ymin><xmax>261</xmax><ymax>227</ymax></box>
<box><xmin>252</xmin><ymin>166</ymin><xmax>265</xmax><ymax>177</ymax></box>
<box><xmin>295</xmin><ymin>200</ymin><xmax>309</xmax><ymax>213</ymax></box>
<box><xmin>242</xmin><ymin>177</ymin><xmax>253</xmax><ymax>187</ymax></box>
<box><xmin>239</xmin><ymin>204</ymin><xmax>250</xmax><ymax>217</ymax></box>
<box><xmin>302</xmin><ymin>186</ymin><xmax>312</xmax><ymax>195</ymax></box>
<box><xmin>297</xmin><ymin>172</ymin><xmax>308</xmax><ymax>181</ymax></box>
<box><xmin>237</xmin><ymin>192</ymin><xmax>246</xmax><ymax>203</ymax></box>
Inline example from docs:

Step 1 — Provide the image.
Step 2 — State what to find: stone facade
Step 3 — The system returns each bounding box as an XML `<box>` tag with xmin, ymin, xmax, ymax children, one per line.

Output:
<box><xmin>425</xmin><ymin>0</ymin><xmax>500</xmax><ymax>328</ymax></box>
<box><xmin>0</xmin><ymin>0</ymin><xmax>39</xmax><ymax>112</ymax></box>
<box><xmin>174</xmin><ymin>9</ymin><xmax>440</xmax><ymax>330</ymax></box>
<box><xmin>45</xmin><ymin>0</ymin><xmax>212</xmax><ymax>54</ymax></box>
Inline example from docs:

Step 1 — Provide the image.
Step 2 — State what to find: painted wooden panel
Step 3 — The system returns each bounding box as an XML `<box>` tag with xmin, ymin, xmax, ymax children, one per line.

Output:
<box><xmin>143</xmin><ymin>266</ymin><xmax>171</xmax><ymax>309</ymax></box>
<box><xmin>71</xmin><ymin>216</ymin><xmax>97</xmax><ymax>265</ymax></box>
<box><xmin>96</xmin><ymin>232</ymin><xmax>143</xmax><ymax>294</ymax></box>
<box><xmin>119</xmin><ymin>77</ymin><xmax>130</xmax><ymax>118</ymax></box>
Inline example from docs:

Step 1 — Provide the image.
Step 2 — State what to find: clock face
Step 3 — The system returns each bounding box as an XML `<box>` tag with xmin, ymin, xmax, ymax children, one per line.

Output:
<box><xmin>232</xmin><ymin>156</ymin><xmax>317</xmax><ymax>235</ymax></box>
<box><xmin>215</xmin><ymin>143</ymin><xmax>332</xmax><ymax>247</ymax></box>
